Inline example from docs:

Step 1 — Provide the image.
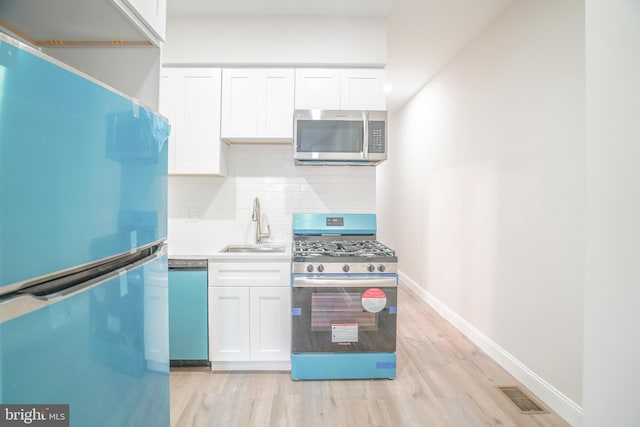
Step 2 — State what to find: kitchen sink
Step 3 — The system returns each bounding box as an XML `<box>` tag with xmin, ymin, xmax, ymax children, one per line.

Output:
<box><xmin>220</xmin><ymin>244</ymin><xmax>287</xmax><ymax>253</ymax></box>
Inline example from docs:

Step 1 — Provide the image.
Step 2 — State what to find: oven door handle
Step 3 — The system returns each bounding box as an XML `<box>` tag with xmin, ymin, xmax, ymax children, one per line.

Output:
<box><xmin>292</xmin><ymin>276</ymin><xmax>397</xmax><ymax>288</ymax></box>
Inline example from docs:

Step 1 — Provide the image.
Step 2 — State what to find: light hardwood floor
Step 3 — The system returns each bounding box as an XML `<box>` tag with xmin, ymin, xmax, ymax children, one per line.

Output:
<box><xmin>170</xmin><ymin>285</ymin><xmax>570</xmax><ymax>426</ymax></box>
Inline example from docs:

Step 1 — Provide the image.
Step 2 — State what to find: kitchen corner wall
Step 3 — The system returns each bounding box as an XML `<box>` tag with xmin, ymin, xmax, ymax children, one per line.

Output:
<box><xmin>379</xmin><ymin>0</ymin><xmax>584</xmax><ymax>424</ymax></box>
<box><xmin>168</xmin><ymin>145</ymin><xmax>375</xmax><ymax>255</ymax></box>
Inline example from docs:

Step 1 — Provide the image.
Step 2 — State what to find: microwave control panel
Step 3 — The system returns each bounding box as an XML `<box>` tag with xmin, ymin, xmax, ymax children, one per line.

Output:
<box><xmin>368</xmin><ymin>121</ymin><xmax>386</xmax><ymax>153</ymax></box>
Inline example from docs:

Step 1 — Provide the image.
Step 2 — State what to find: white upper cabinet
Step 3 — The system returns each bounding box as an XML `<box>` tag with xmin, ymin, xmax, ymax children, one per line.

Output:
<box><xmin>295</xmin><ymin>68</ymin><xmax>386</xmax><ymax>111</ymax></box>
<box><xmin>116</xmin><ymin>0</ymin><xmax>167</xmax><ymax>43</ymax></box>
<box><xmin>340</xmin><ymin>69</ymin><xmax>387</xmax><ymax>110</ymax></box>
<box><xmin>262</xmin><ymin>71</ymin><xmax>296</xmax><ymax>138</ymax></box>
<box><xmin>294</xmin><ymin>69</ymin><xmax>342</xmax><ymax>110</ymax></box>
<box><xmin>160</xmin><ymin>68</ymin><xmax>226</xmax><ymax>176</ymax></box>
<box><xmin>221</xmin><ymin>68</ymin><xmax>295</xmax><ymax>143</ymax></box>
<box><xmin>0</xmin><ymin>0</ymin><xmax>166</xmax><ymax>46</ymax></box>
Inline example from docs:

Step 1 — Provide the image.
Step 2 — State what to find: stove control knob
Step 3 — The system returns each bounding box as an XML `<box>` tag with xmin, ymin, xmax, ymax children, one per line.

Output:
<box><xmin>367</xmin><ymin>264</ymin><xmax>375</xmax><ymax>273</ymax></box>
<box><xmin>378</xmin><ymin>264</ymin><xmax>386</xmax><ymax>273</ymax></box>
<box><xmin>306</xmin><ymin>264</ymin><xmax>314</xmax><ymax>273</ymax></box>
<box><xmin>342</xmin><ymin>264</ymin><xmax>350</xmax><ymax>273</ymax></box>
<box><xmin>317</xmin><ymin>264</ymin><xmax>324</xmax><ymax>273</ymax></box>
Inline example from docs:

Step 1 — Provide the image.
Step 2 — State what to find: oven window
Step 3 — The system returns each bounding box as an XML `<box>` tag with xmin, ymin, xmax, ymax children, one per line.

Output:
<box><xmin>291</xmin><ymin>285</ymin><xmax>397</xmax><ymax>353</ymax></box>
<box><xmin>311</xmin><ymin>292</ymin><xmax>377</xmax><ymax>331</ymax></box>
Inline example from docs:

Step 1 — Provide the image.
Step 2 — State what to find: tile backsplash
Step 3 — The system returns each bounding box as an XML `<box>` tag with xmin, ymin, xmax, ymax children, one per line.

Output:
<box><xmin>168</xmin><ymin>144</ymin><xmax>376</xmax><ymax>255</ymax></box>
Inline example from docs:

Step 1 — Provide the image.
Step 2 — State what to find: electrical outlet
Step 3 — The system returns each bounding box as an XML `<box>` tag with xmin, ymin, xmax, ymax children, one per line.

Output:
<box><xmin>186</xmin><ymin>208</ymin><xmax>200</xmax><ymax>222</ymax></box>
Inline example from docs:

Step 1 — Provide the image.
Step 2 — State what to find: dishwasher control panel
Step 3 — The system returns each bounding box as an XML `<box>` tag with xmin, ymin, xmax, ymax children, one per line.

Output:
<box><xmin>168</xmin><ymin>259</ymin><xmax>207</xmax><ymax>270</ymax></box>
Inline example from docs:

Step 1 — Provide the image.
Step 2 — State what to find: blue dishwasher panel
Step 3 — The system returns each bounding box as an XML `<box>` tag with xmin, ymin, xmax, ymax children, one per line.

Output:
<box><xmin>168</xmin><ymin>268</ymin><xmax>208</xmax><ymax>361</ymax></box>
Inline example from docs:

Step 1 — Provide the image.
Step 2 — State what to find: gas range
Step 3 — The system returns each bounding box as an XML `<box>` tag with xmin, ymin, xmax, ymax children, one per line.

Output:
<box><xmin>290</xmin><ymin>213</ymin><xmax>398</xmax><ymax>380</ymax></box>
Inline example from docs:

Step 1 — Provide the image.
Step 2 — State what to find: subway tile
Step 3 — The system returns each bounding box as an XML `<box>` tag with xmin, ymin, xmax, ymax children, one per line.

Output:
<box><xmin>168</xmin><ymin>145</ymin><xmax>376</xmax><ymax>255</ymax></box>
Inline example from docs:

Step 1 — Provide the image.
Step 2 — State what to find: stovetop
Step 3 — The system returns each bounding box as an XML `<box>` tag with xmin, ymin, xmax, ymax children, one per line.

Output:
<box><xmin>291</xmin><ymin>213</ymin><xmax>397</xmax><ymax>273</ymax></box>
<box><xmin>292</xmin><ymin>236</ymin><xmax>397</xmax><ymax>264</ymax></box>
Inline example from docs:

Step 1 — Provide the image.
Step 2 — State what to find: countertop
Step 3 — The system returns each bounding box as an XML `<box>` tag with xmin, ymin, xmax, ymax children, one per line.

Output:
<box><xmin>169</xmin><ymin>242</ymin><xmax>292</xmax><ymax>262</ymax></box>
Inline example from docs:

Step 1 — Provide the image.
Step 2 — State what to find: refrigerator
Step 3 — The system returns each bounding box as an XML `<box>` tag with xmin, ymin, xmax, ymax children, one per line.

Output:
<box><xmin>0</xmin><ymin>32</ymin><xmax>171</xmax><ymax>426</ymax></box>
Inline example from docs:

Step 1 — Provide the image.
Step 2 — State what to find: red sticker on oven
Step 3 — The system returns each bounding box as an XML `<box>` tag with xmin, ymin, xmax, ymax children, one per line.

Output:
<box><xmin>362</xmin><ymin>288</ymin><xmax>387</xmax><ymax>313</ymax></box>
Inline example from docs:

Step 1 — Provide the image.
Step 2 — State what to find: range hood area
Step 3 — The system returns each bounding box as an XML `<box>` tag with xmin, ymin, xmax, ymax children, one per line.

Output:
<box><xmin>0</xmin><ymin>0</ymin><xmax>165</xmax><ymax>47</ymax></box>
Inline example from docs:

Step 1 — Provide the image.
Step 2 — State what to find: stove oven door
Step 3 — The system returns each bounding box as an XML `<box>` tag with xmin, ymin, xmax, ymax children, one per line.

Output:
<box><xmin>291</xmin><ymin>275</ymin><xmax>397</xmax><ymax>353</ymax></box>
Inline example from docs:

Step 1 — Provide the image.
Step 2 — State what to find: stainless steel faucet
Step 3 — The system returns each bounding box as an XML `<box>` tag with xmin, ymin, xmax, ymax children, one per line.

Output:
<box><xmin>252</xmin><ymin>197</ymin><xmax>270</xmax><ymax>243</ymax></box>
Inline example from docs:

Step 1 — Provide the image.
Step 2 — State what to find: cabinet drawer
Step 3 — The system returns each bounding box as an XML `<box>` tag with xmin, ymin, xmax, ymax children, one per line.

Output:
<box><xmin>208</xmin><ymin>262</ymin><xmax>290</xmax><ymax>287</ymax></box>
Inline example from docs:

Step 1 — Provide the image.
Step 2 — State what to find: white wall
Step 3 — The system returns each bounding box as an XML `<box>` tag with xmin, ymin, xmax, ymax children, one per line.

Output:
<box><xmin>583</xmin><ymin>1</ymin><xmax>640</xmax><ymax>426</ymax></box>
<box><xmin>163</xmin><ymin>15</ymin><xmax>386</xmax><ymax>66</ymax></box>
<box><xmin>168</xmin><ymin>145</ymin><xmax>376</xmax><ymax>255</ymax></box>
<box><xmin>385</xmin><ymin>0</ymin><xmax>514</xmax><ymax>111</ymax></box>
<box><xmin>378</xmin><ymin>0</ymin><xmax>584</xmax><ymax>423</ymax></box>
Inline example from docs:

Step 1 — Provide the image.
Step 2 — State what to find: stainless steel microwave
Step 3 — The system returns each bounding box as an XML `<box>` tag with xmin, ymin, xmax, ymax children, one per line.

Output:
<box><xmin>293</xmin><ymin>110</ymin><xmax>387</xmax><ymax>165</ymax></box>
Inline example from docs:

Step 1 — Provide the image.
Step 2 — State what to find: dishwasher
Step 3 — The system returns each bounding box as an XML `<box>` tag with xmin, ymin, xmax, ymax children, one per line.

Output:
<box><xmin>168</xmin><ymin>259</ymin><xmax>210</xmax><ymax>367</ymax></box>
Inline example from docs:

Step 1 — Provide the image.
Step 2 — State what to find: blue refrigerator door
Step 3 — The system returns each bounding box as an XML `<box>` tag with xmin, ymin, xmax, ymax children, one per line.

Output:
<box><xmin>0</xmin><ymin>249</ymin><xmax>169</xmax><ymax>427</ymax></box>
<box><xmin>0</xmin><ymin>34</ymin><xmax>169</xmax><ymax>294</ymax></box>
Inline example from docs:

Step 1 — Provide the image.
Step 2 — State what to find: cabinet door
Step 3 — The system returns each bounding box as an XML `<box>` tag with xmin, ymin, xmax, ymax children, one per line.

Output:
<box><xmin>160</xmin><ymin>68</ymin><xmax>225</xmax><ymax>175</ymax></box>
<box><xmin>294</xmin><ymin>68</ymin><xmax>341</xmax><ymax>110</ymax></box>
<box><xmin>259</xmin><ymin>69</ymin><xmax>294</xmax><ymax>139</ymax></box>
<box><xmin>208</xmin><ymin>287</ymin><xmax>250</xmax><ymax>362</ymax></box>
<box><xmin>221</xmin><ymin>69</ymin><xmax>258</xmax><ymax>140</ymax></box>
<box><xmin>340</xmin><ymin>69</ymin><xmax>386</xmax><ymax>111</ymax></box>
<box><xmin>249</xmin><ymin>287</ymin><xmax>291</xmax><ymax>361</ymax></box>
<box><xmin>222</xmin><ymin>68</ymin><xmax>294</xmax><ymax>142</ymax></box>
<box><xmin>179</xmin><ymin>69</ymin><xmax>224</xmax><ymax>174</ymax></box>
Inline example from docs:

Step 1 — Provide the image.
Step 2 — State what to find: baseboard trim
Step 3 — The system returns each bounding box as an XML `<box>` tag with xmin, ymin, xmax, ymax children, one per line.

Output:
<box><xmin>210</xmin><ymin>360</ymin><xmax>291</xmax><ymax>371</ymax></box>
<box><xmin>399</xmin><ymin>271</ymin><xmax>583</xmax><ymax>426</ymax></box>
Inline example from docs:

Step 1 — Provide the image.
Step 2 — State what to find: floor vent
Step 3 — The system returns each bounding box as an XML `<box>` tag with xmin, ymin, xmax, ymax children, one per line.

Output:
<box><xmin>497</xmin><ymin>386</ymin><xmax>548</xmax><ymax>414</ymax></box>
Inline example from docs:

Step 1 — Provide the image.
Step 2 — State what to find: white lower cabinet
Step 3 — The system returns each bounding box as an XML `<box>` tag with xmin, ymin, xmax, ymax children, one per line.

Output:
<box><xmin>208</xmin><ymin>286</ymin><xmax>251</xmax><ymax>361</ymax></box>
<box><xmin>249</xmin><ymin>286</ymin><xmax>291</xmax><ymax>361</ymax></box>
<box><xmin>208</xmin><ymin>261</ymin><xmax>291</xmax><ymax>370</ymax></box>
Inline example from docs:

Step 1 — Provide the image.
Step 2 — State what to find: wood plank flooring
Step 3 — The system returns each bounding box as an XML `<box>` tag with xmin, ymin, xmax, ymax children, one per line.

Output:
<box><xmin>170</xmin><ymin>285</ymin><xmax>570</xmax><ymax>426</ymax></box>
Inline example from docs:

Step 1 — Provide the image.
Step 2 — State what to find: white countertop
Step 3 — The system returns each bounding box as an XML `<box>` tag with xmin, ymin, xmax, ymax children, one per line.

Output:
<box><xmin>169</xmin><ymin>242</ymin><xmax>292</xmax><ymax>262</ymax></box>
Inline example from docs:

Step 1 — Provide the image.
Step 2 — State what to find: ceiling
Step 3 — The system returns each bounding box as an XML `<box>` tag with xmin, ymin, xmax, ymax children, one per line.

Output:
<box><xmin>166</xmin><ymin>0</ymin><xmax>514</xmax><ymax>112</ymax></box>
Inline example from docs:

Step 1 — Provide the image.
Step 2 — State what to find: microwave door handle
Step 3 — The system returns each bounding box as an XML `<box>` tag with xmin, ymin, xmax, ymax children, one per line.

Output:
<box><xmin>362</xmin><ymin>111</ymin><xmax>369</xmax><ymax>160</ymax></box>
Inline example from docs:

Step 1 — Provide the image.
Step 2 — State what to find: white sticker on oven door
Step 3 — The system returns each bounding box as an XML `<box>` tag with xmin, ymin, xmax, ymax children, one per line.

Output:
<box><xmin>332</xmin><ymin>323</ymin><xmax>358</xmax><ymax>343</ymax></box>
<box><xmin>362</xmin><ymin>288</ymin><xmax>387</xmax><ymax>313</ymax></box>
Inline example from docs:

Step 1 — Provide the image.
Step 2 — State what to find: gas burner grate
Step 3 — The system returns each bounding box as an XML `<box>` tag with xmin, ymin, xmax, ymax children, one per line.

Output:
<box><xmin>293</xmin><ymin>239</ymin><xmax>395</xmax><ymax>258</ymax></box>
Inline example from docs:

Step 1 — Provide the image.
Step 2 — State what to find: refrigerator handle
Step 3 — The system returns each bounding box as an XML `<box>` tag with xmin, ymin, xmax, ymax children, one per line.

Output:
<box><xmin>0</xmin><ymin>243</ymin><xmax>167</xmax><ymax>323</ymax></box>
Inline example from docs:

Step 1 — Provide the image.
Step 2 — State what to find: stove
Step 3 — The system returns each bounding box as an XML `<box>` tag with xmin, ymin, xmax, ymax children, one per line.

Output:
<box><xmin>290</xmin><ymin>213</ymin><xmax>398</xmax><ymax>381</ymax></box>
